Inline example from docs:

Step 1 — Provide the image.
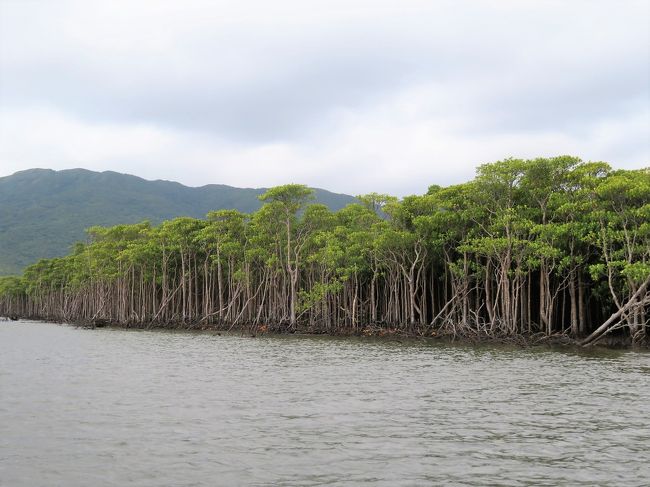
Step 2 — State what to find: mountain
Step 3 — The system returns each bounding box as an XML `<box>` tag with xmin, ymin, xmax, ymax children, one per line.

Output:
<box><xmin>0</xmin><ymin>168</ymin><xmax>356</xmax><ymax>275</ymax></box>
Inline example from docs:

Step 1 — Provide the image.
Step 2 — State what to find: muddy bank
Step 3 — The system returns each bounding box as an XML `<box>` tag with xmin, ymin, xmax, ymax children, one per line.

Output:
<box><xmin>5</xmin><ymin>314</ymin><xmax>647</xmax><ymax>350</ymax></box>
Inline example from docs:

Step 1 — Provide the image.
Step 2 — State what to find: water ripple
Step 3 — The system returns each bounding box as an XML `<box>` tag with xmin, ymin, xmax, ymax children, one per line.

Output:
<box><xmin>1</xmin><ymin>321</ymin><xmax>649</xmax><ymax>486</ymax></box>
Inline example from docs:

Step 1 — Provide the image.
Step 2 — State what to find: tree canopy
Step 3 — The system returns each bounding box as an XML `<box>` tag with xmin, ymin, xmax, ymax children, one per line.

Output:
<box><xmin>2</xmin><ymin>158</ymin><xmax>648</xmax><ymax>345</ymax></box>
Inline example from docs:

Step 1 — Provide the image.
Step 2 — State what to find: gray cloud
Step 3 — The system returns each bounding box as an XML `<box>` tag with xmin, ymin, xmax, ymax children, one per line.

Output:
<box><xmin>0</xmin><ymin>0</ymin><xmax>647</xmax><ymax>195</ymax></box>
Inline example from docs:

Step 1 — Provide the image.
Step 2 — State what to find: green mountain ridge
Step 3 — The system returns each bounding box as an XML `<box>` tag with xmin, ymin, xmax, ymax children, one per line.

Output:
<box><xmin>0</xmin><ymin>168</ymin><xmax>356</xmax><ymax>274</ymax></box>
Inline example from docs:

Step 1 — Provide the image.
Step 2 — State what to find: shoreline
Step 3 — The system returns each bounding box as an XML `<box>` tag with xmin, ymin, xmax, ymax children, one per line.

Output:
<box><xmin>5</xmin><ymin>314</ymin><xmax>646</xmax><ymax>351</ymax></box>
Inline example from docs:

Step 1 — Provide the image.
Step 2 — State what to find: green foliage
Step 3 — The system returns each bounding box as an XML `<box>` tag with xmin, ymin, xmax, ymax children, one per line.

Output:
<box><xmin>298</xmin><ymin>281</ymin><xmax>343</xmax><ymax>313</ymax></box>
<box><xmin>0</xmin><ymin>276</ymin><xmax>25</xmax><ymax>298</ymax></box>
<box><xmin>2</xmin><ymin>158</ymin><xmax>648</xmax><ymax>340</ymax></box>
<box><xmin>0</xmin><ymin>169</ymin><xmax>355</xmax><ymax>275</ymax></box>
<box><xmin>258</xmin><ymin>184</ymin><xmax>315</xmax><ymax>210</ymax></box>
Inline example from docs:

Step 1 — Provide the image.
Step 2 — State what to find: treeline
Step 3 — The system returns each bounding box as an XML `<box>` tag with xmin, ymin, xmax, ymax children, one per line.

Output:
<box><xmin>1</xmin><ymin>157</ymin><xmax>648</xmax><ymax>345</ymax></box>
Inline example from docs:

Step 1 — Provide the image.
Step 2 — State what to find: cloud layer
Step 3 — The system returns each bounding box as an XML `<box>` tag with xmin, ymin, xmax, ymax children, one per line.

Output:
<box><xmin>1</xmin><ymin>0</ymin><xmax>648</xmax><ymax>195</ymax></box>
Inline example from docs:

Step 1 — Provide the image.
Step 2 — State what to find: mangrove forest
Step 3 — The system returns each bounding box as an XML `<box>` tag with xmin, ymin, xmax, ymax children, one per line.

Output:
<box><xmin>1</xmin><ymin>157</ymin><xmax>649</xmax><ymax>346</ymax></box>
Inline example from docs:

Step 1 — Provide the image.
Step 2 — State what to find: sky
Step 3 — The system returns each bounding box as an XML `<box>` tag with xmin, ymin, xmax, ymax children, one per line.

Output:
<box><xmin>0</xmin><ymin>0</ymin><xmax>648</xmax><ymax>196</ymax></box>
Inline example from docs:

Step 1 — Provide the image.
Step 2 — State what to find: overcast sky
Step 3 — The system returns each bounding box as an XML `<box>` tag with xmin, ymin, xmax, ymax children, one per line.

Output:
<box><xmin>0</xmin><ymin>0</ymin><xmax>648</xmax><ymax>196</ymax></box>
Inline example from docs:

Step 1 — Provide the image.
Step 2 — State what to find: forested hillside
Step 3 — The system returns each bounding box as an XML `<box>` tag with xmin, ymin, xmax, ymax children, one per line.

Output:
<box><xmin>0</xmin><ymin>168</ymin><xmax>355</xmax><ymax>274</ymax></box>
<box><xmin>1</xmin><ymin>157</ymin><xmax>648</xmax><ymax>345</ymax></box>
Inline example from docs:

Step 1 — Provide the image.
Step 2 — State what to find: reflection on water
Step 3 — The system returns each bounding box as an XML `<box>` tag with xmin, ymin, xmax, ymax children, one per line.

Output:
<box><xmin>1</xmin><ymin>321</ymin><xmax>649</xmax><ymax>486</ymax></box>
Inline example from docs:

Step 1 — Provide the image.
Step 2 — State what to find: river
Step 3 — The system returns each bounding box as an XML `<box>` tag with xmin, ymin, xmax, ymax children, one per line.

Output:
<box><xmin>1</xmin><ymin>320</ymin><xmax>648</xmax><ymax>486</ymax></box>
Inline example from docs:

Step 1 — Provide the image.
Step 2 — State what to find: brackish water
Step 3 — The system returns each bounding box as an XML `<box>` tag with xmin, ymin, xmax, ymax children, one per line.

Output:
<box><xmin>1</xmin><ymin>321</ymin><xmax>649</xmax><ymax>486</ymax></box>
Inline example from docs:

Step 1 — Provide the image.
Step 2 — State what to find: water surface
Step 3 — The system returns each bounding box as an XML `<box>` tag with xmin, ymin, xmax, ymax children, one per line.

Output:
<box><xmin>1</xmin><ymin>320</ymin><xmax>649</xmax><ymax>486</ymax></box>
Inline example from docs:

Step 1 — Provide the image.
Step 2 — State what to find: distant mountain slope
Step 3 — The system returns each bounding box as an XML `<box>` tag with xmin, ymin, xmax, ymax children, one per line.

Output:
<box><xmin>0</xmin><ymin>168</ymin><xmax>356</xmax><ymax>275</ymax></box>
